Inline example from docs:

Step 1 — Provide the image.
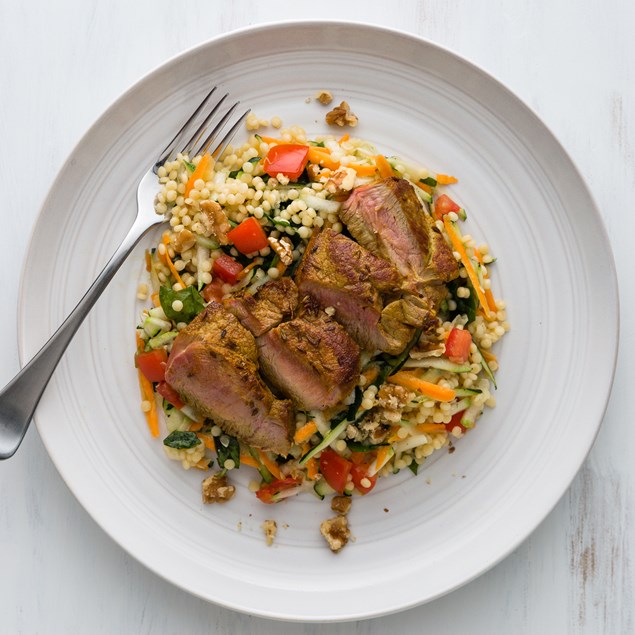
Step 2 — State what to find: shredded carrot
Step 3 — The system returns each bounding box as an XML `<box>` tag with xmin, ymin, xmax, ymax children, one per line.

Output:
<box><xmin>443</xmin><ymin>219</ymin><xmax>491</xmax><ymax>319</ymax></box>
<box><xmin>306</xmin><ymin>456</ymin><xmax>319</xmax><ymax>480</ymax></box>
<box><xmin>145</xmin><ymin>250</ymin><xmax>152</xmax><ymax>272</ymax></box>
<box><xmin>416</xmin><ymin>423</ymin><xmax>447</xmax><ymax>434</ymax></box>
<box><xmin>338</xmin><ymin>133</ymin><xmax>350</xmax><ymax>143</ymax></box>
<box><xmin>236</xmin><ymin>259</ymin><xmax>263</xmax><ymax>280</ymax></box>
<box><xmin>185</xmin><ymin>152</ymin><xmax>211</xmax><ymax>197</ymax></box>
<box><xmin>375</xmin><ymin>446</ymin><xmax>393</xmax><ymax>470</ymax></box>
<box><xmin>258</xmin><ymin>450</ymin><xmax>282</xmax><ymax>480</ymax></box>
<box><xmin>161</xmin><ymin>234</ymin><xmax>186</xmax><ymax>288</ymax></box>
<box><xmin>188</xmin><ymin>421</ymin><xmax>204</xmax><ymax>432</ymax></box>
<box><xmin>276</xmin><ymin>261</ymin><xmax>288</xmax><ymax>276</ymax></box>
<box><xmin>239</xmin><ymin>453</ymin><xmax>261</xmax><ymax>469</ymax></box>
<box><xmin>436</xmin><ymin>173</ymin><xmax>458</xmax><ymax>185</ymax></box>
<box><xmin>414</xmin><ymin>180</ymin><xmax>433</xmax><ymax>194</ymax></box>
<box><xmin>258</xmin><ymin>135</ymin><xmax>283</xmax><ymax>144</ymax></box>
<box><xmin>135</xmin><ymin>332</ymin><xmax>144</xmax><ymax>353</ymax></box>
<box><xmin>481</xmin><ymin>350</ymin><xmax>498</xmax><ymax>363</ymax></box>
<box><xmin>387</xmin><ymin>426</ymin><xmax>403</xmax><ymax>444</ymax></box>
<box><xmin>388</xmin><ymin>371</ymin><xmax>456</xmax><ymax>402</ymax></box>
<box><xmin>473</xmin><ymin>247</ymin><xmax>499</xmax><ymax>314</ymax></box>
<box><xmin>151</xmin><ymin>292</ymin><xmax>160</xmax><ymax>307</ymax></box>
<box><xmin>307</xmin><ymin>147</ymin><xmax>340</xmax><ymax>170</ymax></box>
<box><xmin>137</xmin><ymin>370</ymin><xmax>159</xmax><ymax>437</ymax></box>
<box><xmin>349</xmin><ymin>162</ymin><xmax>377</xmax><ymax>177</ymax></box>
<box><xmin>375</xmin><ymin>154</ymin><xmax>395</xmax><ymax>179</ymax></box>
<box><xmin>196</xmin><ymin>433</ymin><xmax>216</xmax><ymax>451</ymax></box>
<box><xmin>194</xmin><ymin>459</ymin><xmax>210</xmax><ymax>471</ymax></box>
<box><xmin>294</xmin><ymin>421</ymin><xmax>318</xmax><ymax>444</ymax></box>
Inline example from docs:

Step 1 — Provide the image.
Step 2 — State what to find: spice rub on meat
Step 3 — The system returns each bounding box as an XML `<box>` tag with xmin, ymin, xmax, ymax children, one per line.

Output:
<box><xmin>164</xmin><ymin>302</ymin><xmax>294</xmax><ymax>455</ymax></box>
<box><xmin>227</xmin><ymin>278</ymin><xmax>360</xmax><ymax>410</ymax></box>
<box><xmin>296</xmin><ymin>228</ymin><xmax>430</xmax><ymax>354</ymax></box>
<box><xmin>257</xmin><ymin>299</ymin><xmax>361</xmax><ymax>410</ymax></box>
<box><xmin>339</xmin><ymin>177</ymin><xmax>459</xmax><ymax>297</ymax></box>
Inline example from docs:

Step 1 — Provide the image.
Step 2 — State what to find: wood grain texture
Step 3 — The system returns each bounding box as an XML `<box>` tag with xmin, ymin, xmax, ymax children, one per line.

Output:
<box><xmin>0</xmin><ymin>0</ymin><xmax>633</xmax><ymax>633</ymax></box>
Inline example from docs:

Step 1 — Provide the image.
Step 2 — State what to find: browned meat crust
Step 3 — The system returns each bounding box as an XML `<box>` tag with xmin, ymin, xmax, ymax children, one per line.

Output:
<box><xmin>296</xmin><ymin>229</ymin><xmax>426</xmax><ymax>354</ymax></box>
<box><xmin>165</xmin><ymin>303</ymin><xmax>294</xmax><ymax>455</ymax></box>
<box><xmin>224</xmin><ymin>278</ymin><xmax>298</xmax><ymax>337</ymax></box>
<box><xmin>257</xmin><ymin>302</ymin><xmax>360</xmax><ymax>410</ymax></box>
<box><xmin>339</xmin><ymin>177</ymin><xmax>459</xmax><ymax>293</ymax></box>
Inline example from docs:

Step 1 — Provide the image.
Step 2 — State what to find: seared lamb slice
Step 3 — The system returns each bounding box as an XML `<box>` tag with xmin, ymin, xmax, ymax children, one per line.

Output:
<box><xmin>224</xmin><ymin>278</ymin><xmax>298</xmax><ymax>337</ymax></box>
<box><xmin>339</xmin><ymin>177</ymin><xmax>459</xmax><ymax>290</ymax></box>
<box><xmin>380</xmin><ymin>294</ymin><xmax>432</xmax><ymax>348</ymax></box>
<box><xmin>296</xmin><ymin>229</ymin><xmax>417</xmax><ymax>354</ymax></box>
<box><xmin>257</xmin><ymin>305</ymin><xmax>360</xmax><ymax>410</ymax></box>
<box><xmin>165</xmin><ymin>303</ymin><xmax>294</xmax><ymax>455</ymax></box>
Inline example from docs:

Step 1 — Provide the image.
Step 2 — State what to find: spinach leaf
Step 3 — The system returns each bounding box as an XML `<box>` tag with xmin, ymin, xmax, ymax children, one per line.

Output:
<box><xmin>408</xmin><ymin>462</ymin><xmax>419</xmax><ymax>476</ymax></box>
<box><xmin>263</xmin><ymin>212</ymin><xmax>291</xmax><ymax>227</ymax></box>
<box><xmin>448</xmin><ymin>279</ymin><xmax>478</xmax><ymax>323</ymax></box>
<box><xmin>183</xmin><ymin>160</ymin><xmax>196</xmax><ymax>173</ymax></box>
<box><xmin>159</xmin><ymin>285</ymin><xmax>205</xmax><ymax>323</ymax></box>
<box><xmin>347</xmin><ymin>441</ymin><xmax>389</xmax><ymax>452</ymax></box>
<box><xmin>346</xmin><ymin>387</ymin><xmax>363</xmax><ymax>420</ymax></box>
<box><xmin>419</xmin><ymin>176</ymin><xmax>437</xmax><ymax>187</ymax></box>
<box><xmin>163</xmin><ymin>430</ymin><xmax>201</xmax><ymax>449</ymax></box>
<box><xmin>308</xmin><ymin>140</ymin><xmax>326</xmax><ymax>148</ymax></box>
<box><xmin>214</xmin><ymin>433</ymin><xmax>241</xmax><ymax>469</ymax></box>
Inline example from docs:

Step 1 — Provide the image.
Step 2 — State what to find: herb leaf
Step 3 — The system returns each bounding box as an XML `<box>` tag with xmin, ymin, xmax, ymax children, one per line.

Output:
<box><xmin>407</xmin><ymin>462</ymin><xmax>419</xmax><ymax>476</ymax></box>
<box><xmin>448</xmin><ymin>278</ymin><xmax>478</xmax><ymax>323</ymax></box>
<box><xmin>163</xmin><ymin>430</ymin><xmax>201</xmax><ymax>449</ymax></box>
<box><xmin>420</xmin><ymin>176</ymin><xmax>438</xmax><ymax>187</ymax></box>
<box><xmin>159</xmin><ymin>285</ymin><xmax>205</xmax><ymax>323</ymax></box>
<box><xmin>214</xmin><ymin>432</ymin><xmax>241</xmax><ymax>469</ymax></box>
<box><xmin>184</xmin><ymin>160</ymin><xmax>196</xmax><ymax>173</ymax></box>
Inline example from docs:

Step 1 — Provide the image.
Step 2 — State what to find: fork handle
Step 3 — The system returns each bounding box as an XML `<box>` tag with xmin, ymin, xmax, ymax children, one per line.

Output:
<box><xmin>0</xmin><ymin>216</ymin><xmax>159</xmax><ymax>459</ymax></box>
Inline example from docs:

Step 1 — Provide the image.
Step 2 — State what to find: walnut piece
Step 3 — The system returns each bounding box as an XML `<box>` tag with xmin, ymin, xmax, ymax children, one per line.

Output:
<box><xmin>202</xmin><ymin>473</ymin><xmax>236</xmax><ymax>504</ymax></box>
<box><xmin>316</xmin><ymin>90</ymin><xmax>333</xmax><ymax>105</ymax></box>
<box><xmin>200</xmin><ymin>200</ymin><xmax>231</xmax><ymax>246</ymax></box>
<box><xmin>331</xmin><ymin>495</ymin><xmax>352</xmax><ymax>515</ymax></box>
<box><xmin>173</xmin><ymin>228</ymin><xmax>197</xmax><ymax>253</ymax></box>
<box><xmin>325</xmin><ymin>167</ymin><xmax>356</xmax><ymax>196</ymax></box>
<box><xmin>267</xmin><ymin>235</ymin><xmax>293</xmax><ymax>266</ymax></box>
<box><xmin>377</xmin><ymin>384</ymin><xmax>411</xmax><ymax>410</ymax></box>
<box><xmin>320</xmin><ymin>515</ymin><xmax>350</xmax><ymax>553</ymax></box>
<box><xmin>325</xmin><ymin>101</ymin><xmax>358</xmax><ymax>128</ymax></box>
<box><xmin>262</xmin><ymin>519</ymin><xmax>277</xmax><ymax>546</ymax></box>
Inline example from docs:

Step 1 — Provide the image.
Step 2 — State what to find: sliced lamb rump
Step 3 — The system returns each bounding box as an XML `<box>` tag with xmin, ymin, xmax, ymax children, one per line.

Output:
<box><xmin>165</xmin><ymin>303</ymin><xmax>294</xmax><ymax>455</ymax></box>
<box><xmin>339</xmin><ymin>177</ymin><xmax>459</xmax><ymax>292</ymax></box>
<box><xmin>257</xmin><ymin>303</ymin><xmax>361</xmax><ymax>410</ymax></box>
<box><xmin>224</xmin><ymin>277</ymin><xmax>298</xmax><ymax>337</ymax></box>
<box><xmin>296</xmin><ymin>228</ymin><xmax>419</xmax><ymax>354</ymax></box>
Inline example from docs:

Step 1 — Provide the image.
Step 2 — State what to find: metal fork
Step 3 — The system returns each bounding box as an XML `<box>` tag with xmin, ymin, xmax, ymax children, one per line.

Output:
<box><xmin>0</xmin><ymin>87</ymin><xmax>250</xmax><ymax>459</ymax></box>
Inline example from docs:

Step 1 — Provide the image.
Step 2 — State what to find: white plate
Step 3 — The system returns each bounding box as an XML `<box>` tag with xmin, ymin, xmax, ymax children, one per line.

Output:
<box><xmin>19</xmin><ymin>21</ymin><xmax>618</xmax><ymax>621</ymax></box>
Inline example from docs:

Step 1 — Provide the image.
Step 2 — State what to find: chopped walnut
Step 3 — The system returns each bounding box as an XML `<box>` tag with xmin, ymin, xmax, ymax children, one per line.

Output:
<box><xmin>306</xmin><ymin>163</ymin><xmax>322</xmax><ymax>181</ymax></box>
<box><xmin>201</xmin><ymin>472</ymin><xmax>236</xmax><ymax>504</ymax></box>
<box><xmin>173</xmin><ymin>228</ymin><xmax>197</xmax><ymax>253</ymax></box>
<box><xmin>262</xmin><ymin>519</ymin><xmax>277</xmax><ymax>546</ymax></box>
<box><xmin>267</xmin><ymin>235</ymin><xmax>293</xmax><ymax>266</ymax></box>
<box><xmin>200</xmin><ymin>200</ymin><xmax>231</xmax><ymax>245</ymax></box>
<box><xmin>377</xmin><ymin>384</ymin><xmax>412</xmax><ymax>410</ymax></box>
<box><xmin>325</xmin><ymin>101</ymin><xmax>358</xmax><ymax>128</ymax></box>
<box><xmin>316</xmin><ymin>90</ymin><xmax>333</xmax><ymax>105</ymax></box>
<box><xmin>345</xmin><ymin>409</ymin><xmax>390</xmax><ymax>444</ymax></box>
<box><xmin>331</xmin><ymin>495</ymin><xmax>352</xmax><ymax>515</ymax></box>
<box><xmin>325</xmin><ymin>167</ymin><xmax>357</xmax><ymax>196</ymax></box>
<box><xmin>320</xmin><ymin>515</ymin><xmax>350</xmax><ymax>553</ymax></box>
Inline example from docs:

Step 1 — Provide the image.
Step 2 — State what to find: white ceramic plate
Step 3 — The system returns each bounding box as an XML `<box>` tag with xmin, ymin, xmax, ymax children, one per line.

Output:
<box><xmin>19</xmin><ymin>21</ymin><xmax>618</xmax><ymax>621</ymax></box>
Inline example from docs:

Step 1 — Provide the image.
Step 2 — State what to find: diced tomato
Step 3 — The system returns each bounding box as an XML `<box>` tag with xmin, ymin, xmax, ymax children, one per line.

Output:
<box><xmin>434</xmin><ymin>194</ymin><xmax>461</xmax><ymax>221</ymax></box>
<box><xmin>263</xmin><ymin>144</ymin><xmax>310</xmax><ymax>181</ymax></box>
<box><xmin>445</xmin><ymin>410</ymin><xmax>467</xmax><ymax>434</ymax></box>
<box><xmin>201</xmin><ymin>278</ymin><xmax>225</xmax><ymax>303</ymax></box>
<box><xmin>227</xmin><ymin>217</ymin><xmax>269</xmax><ymax>255</ymax></box>
<box><xmin>350</xmin><ymin>464</ymin><xmax>377</xmax><ymax>495</ymax></box>
<box><xmin>319</xmin><ymin>449</ymin><xmax>352</xmax><ymax>494</ymax></box>
<box><xmin>445</xmin><ymin>327</ymin><xmax>472</xmax><ymax>363</ymax></box>
<box><xmin>135</xmin><ymin>348</ymin><xmax>168</xmax><ymax>382</ymax></box>
<box><xmin>212</xmin><ymin>253</ymin><xmax>243</xmax><ymax>284</ymax></box>
<box><xmin>156</xmin><ymin>381</ymin><xmax>184</xmax><ymax>408</ymax></box>
<box><xmin>256</xmin><ymin>477</ymin><xmax>302</xmax><ymax>504</ymax></box>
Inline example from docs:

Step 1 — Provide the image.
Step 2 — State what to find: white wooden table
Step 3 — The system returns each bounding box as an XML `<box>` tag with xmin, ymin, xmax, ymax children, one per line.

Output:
<box><xmin>1</xmin><ymin>2</ymin><xmax>633</xmax><ymax>633</ymax></box>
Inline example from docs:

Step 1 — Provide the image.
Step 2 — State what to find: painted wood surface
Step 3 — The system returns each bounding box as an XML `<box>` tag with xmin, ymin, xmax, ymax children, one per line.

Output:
<box><xmin>0</xmin><ymin>1</ymin><xmax>633</xmax><ymax>632</ymax></box>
